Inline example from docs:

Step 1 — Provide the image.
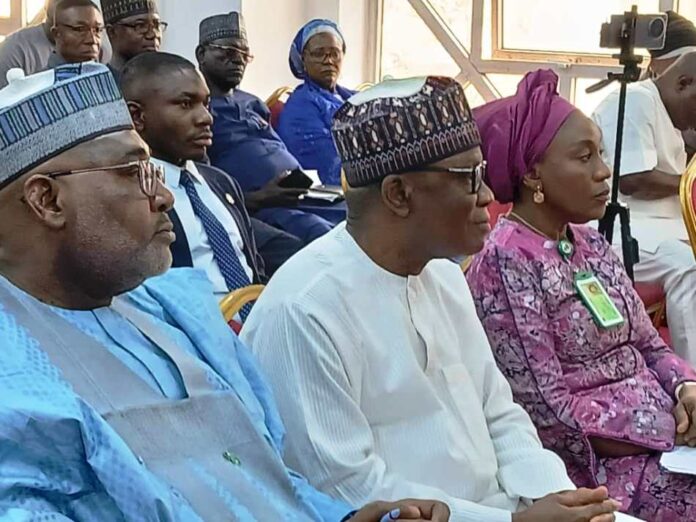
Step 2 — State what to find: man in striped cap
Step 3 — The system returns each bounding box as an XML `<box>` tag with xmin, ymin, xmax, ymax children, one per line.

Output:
<box><xmin>0</xmin><ymin>64</ymin><xmax>450</xmax><ymax>522</ymax></box>
<box><xmin>103</xmin><ymin>0</ymin><xmax>165</xmax><ymax>78</ymax></box>
<box><xmin>244</xmin><ymin>76</ymin><xmax>620</xmax><ymax>522</ymax></box>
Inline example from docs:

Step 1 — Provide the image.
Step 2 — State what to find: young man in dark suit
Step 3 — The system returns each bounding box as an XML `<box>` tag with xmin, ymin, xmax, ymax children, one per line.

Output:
<box><xmin>120</xmin><ymin>51</ymin><xmax>302</xmax><ymax>294</ymax></box>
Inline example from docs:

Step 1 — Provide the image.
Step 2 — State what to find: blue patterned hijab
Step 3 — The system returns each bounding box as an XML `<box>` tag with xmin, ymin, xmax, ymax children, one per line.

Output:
<box><xmin>289</xmin><ymin>18</ymin><xmax>346</xmax><ymax>80</ymax></box>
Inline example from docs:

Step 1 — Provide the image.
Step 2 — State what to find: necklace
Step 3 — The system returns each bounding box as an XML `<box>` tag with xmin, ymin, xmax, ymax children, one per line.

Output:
<box><xmin>508</xmin><ymin>211</ymin><xmax>575</xmax><ymax>261</ymax></box>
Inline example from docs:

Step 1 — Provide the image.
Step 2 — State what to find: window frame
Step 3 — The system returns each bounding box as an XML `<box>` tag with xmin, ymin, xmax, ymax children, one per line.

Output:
<box><xmin>489</xmin><ymin>0</ymin><xmax>664</xmax><ymax>66</ymax></box>
<box><xmin>0</xmin><ymin>0</ymin><xmax>25</xmax><ymax>37</ymax></box>
<box><xmin>377</xmin><ymin>0</ymin><xmax>681</xmax><ymax>110</ymax></box>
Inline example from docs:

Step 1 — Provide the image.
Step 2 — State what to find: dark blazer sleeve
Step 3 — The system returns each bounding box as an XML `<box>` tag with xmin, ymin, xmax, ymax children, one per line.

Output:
<box><xmin>168</xmin><ymin>209</ymin><xmax>193</xmax><ymax>269</ymax></box>
<box><xmin>194</xmin><ymin>162</ymin><xmax>266</xmax><ymax>283</ymax></box>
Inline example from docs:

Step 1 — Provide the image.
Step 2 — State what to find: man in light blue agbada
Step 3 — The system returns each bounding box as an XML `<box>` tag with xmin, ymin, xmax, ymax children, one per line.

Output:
<box><xmin>0</xmin><ymin>62</ymin><xmax>450</xmax><ymax>522</ymax></box>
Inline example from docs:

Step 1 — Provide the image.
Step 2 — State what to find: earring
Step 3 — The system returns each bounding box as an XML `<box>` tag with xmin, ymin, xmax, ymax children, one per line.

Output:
<box><xmin>533</xmin><ymin>185</ymin><xmax>545</xmax><ymax>204</ymax></box>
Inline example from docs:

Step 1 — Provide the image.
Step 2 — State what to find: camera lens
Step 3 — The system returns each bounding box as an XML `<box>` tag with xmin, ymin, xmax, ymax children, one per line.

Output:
<box><xmin>648</xmin><ymin>17</ymin><xmax>666</xmax><ymax>38</ymax></box>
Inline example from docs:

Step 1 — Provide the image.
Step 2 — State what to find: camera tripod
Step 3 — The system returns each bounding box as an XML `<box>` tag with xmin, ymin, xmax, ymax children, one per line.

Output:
<box><xmin>586</xmin><ymin>6</ymin><xmax>643</xmax><ymax>281</ymax></box>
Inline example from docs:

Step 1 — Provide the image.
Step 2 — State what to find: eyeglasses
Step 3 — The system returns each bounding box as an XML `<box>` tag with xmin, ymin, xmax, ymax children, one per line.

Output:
<box><xmin>55</xmin><ymin>23</ymin><xmax>105</xmax><ymax>36</ymax></box>
<box><xmin>115</xmin><ymin>20</ymin><xmax>168</xmax><ymax>35</ymax></box>
<box><xmin>43</xmin><ymin>160</ymin><xmax>165</xmax><ymax>199</ymax></box>
<box><xmin>304</xmin><ymin>48</ymin><xmax>343</xmax><ymax>62</ymax></box>
<box><xmin>206</xmin><ymin>43</ymin><xmax>254</xmax><ymax>64</ymax></box>
<box><xmin>414</xmin><ymin>161</ymin><xmax>487</xmax><ymax>195</ymax></box>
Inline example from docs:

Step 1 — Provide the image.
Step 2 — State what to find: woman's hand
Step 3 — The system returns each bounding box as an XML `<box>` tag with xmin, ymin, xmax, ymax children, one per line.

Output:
<box><xmin>674</xmin><ymin>384</ymin><xmax>696</xmax><ymax>446</ymax></box>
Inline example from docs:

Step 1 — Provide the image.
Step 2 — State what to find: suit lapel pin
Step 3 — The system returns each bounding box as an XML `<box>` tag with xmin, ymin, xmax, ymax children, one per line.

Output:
<box><xmin>226</xmin><ymin>193</ymin><xmax>235</xmax><ymax>205</ymax></box>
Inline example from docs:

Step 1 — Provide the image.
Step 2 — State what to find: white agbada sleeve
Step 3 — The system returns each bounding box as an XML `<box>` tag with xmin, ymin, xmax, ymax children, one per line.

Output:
<box><xmin>592</xmin><ymin>88</ymin><xmax>658</xmax><ymax>176</ymax></box>
<box><xmin>245</xmin><ymin>299</ymin><xmax>570</xmax><ymax>522</ymax></box>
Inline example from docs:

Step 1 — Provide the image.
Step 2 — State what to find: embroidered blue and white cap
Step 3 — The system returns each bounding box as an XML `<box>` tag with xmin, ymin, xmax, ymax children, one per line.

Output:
<box><xmin>0</xmin><ymin>63</ymin><xmax>133</xmax><ymax>188</ymax></box>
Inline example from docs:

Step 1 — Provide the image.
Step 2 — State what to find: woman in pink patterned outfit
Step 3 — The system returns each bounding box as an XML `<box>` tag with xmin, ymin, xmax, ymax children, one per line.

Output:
<box><xmin>468</xmin><ymin>69</ymin><xmax>696</xmax><ymax>521</ymax></box>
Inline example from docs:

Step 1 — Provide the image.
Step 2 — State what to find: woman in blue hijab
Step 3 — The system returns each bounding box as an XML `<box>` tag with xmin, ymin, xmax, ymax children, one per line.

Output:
<box><xmin>277</xmin><ymin>19</ymin><xmax>355</xmax><ymax>186</ymax></box>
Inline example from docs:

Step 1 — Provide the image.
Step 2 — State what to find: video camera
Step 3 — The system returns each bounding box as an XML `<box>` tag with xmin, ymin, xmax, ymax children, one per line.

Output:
<box><xmin>600</xmin><ymin>12</ymin><xmax>667</xmax><ymax>51</ymax></box>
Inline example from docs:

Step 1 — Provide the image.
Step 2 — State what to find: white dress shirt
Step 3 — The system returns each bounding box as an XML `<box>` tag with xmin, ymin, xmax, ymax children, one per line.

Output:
<box><xmin>155</xmin><ymin>158</ymin><xmax>253</xmax><ymax>298</ymax></box>
<box><xmin>592</xmin><ymin>79</ymin><xmax>688</xmax><ymax>252</ymax></box>
<box><xmin>241</xmin><ymin>224</ymin><xmax>575</xmax><ymax>522</ymax></box>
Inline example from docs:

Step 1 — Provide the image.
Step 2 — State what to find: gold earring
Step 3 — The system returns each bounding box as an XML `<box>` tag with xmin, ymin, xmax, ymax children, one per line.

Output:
<box><xmin>533</xmin><ymin>185</ymin><xmax>545</xmax><ymax>204</ymax></box>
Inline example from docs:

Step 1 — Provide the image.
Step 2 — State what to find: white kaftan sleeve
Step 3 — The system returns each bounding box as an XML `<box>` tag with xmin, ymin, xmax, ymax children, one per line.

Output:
<box><xmin>244</xmin><ymin>302</ymin><xmax>514</xmax><ymax>522</ymax></box>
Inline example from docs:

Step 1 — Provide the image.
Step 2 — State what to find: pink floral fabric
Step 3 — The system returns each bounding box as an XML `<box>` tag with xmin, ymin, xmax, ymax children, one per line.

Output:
<box><xmin>468</xmin><ymin>217</ymin><xmax>696</xmax><ymax>520</ymax></box>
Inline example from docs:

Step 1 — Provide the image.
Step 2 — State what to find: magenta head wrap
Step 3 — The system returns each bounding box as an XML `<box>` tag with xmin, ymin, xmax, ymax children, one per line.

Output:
<box><xmin>473</xmin><ymin>69</ymin><xmax>576</xmax><ymax>203</ymax></box>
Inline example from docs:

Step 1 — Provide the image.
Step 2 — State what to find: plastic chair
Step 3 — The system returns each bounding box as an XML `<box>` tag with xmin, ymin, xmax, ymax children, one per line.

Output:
<box><xmin>265</xmin><ymin>86</ymin><xmax>294</xmax><ymax>128</ymax></box>
<box><xmin>220</xmin><ymin>284</ymin><xmax>265</xmax><ymax>333</ymax></box>
<box><xmin>680</xmin><ymin>156</ymin><xmax>696</xmax><ymax>258</ymax></box>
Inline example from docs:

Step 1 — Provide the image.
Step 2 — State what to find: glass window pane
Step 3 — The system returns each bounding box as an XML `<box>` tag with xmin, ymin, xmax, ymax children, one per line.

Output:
<box><xmin>0</xmin><ymin>0</ymin><xmax>11</xmax><ymax>18</ymax></box>
<box><xmin>26</xmin><ymin>0</ymin><xmax>46</xmax><ymax>23</ymax></box>
<box><xmin>573</xmin><ymin>78</ymin><xmax>620</xmax><ymax>116</ymax></box>
<box><xmin>487</xmin><ymin>73</ymin><xmax>523</xmax><ymax>97</ymax></box>
<box><xmin>677</xmin><ymin>0</ymin><xmax>696</xmax><ymax>23</ymax></box>
<box><xmin>464</xmin><ymin>83</ymin><xmax>486</xmax><ymax>108</ymax></box>
<box><xmin>501</xmin><ymin>0</ymin><xmax>660</xmax><ymax>55</ymax></box>
<box><xmin>430</xmin><ymin>0</ymin><xmax>473</xmax><ymax>49</ymax></box>
<box><xmin>381</xmin><ymin>0</ymin><xmax>460</xmax><ymax>79</ymax></box>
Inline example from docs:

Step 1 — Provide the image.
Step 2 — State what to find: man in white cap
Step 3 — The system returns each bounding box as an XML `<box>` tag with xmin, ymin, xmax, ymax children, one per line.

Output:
<box><xmin>0</xmin><ymin>63</ymin><xmax>450</xmax><ymax>522</ymax></box>
<box><xmin>243</xmin><ymin>76</ymin><xmax>620</xmax><ymax>522</ymax></box>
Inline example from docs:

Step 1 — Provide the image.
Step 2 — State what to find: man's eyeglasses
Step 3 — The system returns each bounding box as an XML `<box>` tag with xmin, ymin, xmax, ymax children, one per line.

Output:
<box><xmin>43</xmin><ymin>160</ymin><xmax>165</xmax><ymax>199</ymax></box>
<box><xmin>206</xmin><ymin>43</ymin><xmax>254</xmax><ymax>64</ymax></box>
<box><xmin>55</xmin><ymin>23</ymin><xmax>105</xmax><ymax>36</ymax></box>
<box><xmin>304</xmin><ymin>48</ymin><xmax>343</xmax><ymax>62</ymax></box>
<box><xmin>414</xmin><ymin>161</ymin><xmax>487</xmax><ymax>195</ymax></box>
<box><xmin>115</xmin><ymin>20</ymin><xmax>168</xmax><ymax>35</ymax></box>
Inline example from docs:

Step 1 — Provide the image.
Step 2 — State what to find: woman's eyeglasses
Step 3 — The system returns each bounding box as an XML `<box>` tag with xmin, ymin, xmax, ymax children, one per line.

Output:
<box><xmin>206</xmin><ymin>43</ymin><xmax>254</xmax><ymax>64</ymax></box>
<box><xmin>304</xmin><ymin>48</ymin><xmax>343</xmax><ymax>62</ymax></box>
<box><xmin>43</xmin><ymin>160</ymin><xmax>165</xmax><ymax>199</ymax></box>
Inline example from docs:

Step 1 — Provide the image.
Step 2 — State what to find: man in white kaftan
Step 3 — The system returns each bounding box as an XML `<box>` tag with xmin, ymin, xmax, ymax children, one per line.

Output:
<box><xmin>242</xmin><ymin>76</ymin><xmax>619</xmax><ymax>522</ymax></box>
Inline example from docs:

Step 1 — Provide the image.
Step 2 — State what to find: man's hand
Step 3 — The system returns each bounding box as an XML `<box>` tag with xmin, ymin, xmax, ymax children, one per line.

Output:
<box><xmin>512</xmin><ymin>487</ymin><xmax>620</xmax><ymax>522</ymax></box>
<box><xmin>245</xmin><ymin>175</ymin><xmax>308</xmax><ymax>210</ymax></box>
<box><xmin>674</xmin><ymin>384</ymin><xmax>696</xmax><ymax>446</ymax></box>
<box><xmin>351</xmin><ymin>499</ymin><xmax>450</xmax><ymax>522</ymax></box>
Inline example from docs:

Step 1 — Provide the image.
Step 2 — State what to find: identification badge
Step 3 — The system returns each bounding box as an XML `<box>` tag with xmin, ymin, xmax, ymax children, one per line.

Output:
<box><xmin>574</xmin><ymin>272</ymin><xmax>624</xmax><ymax>329</ymax></box>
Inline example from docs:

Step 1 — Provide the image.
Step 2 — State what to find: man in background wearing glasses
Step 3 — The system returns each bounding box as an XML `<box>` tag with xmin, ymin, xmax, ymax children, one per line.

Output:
<box><xmin>103</xmin><ymin>0</ymin><xmax>165</xmax><ymax>80</ymax></box>
<box><xmin>0</xmin><ymin>0</ymin><xmax>112</xmax><ymax>88</ymax></box>
<box><xmin>46</xmin><ymin>0</ymin><xmax>103</xmax><ymax>68</ymax></box>
<box><xmin>198</xmin><ymin>12</ymin><xmax>344</xmax><ymax>249</ymax></box>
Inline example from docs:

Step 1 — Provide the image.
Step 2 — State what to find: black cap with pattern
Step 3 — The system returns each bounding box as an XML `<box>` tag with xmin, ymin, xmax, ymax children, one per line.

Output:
<box><xmin>199</xmin><ymin>12</ymin><xmax>247</xmax><ymax>46</ymax></box>
<box><xmin>332</xmin><ymin>76</ymin><xmax>481</xmax><ymax>187</ymax></box>
<box><xmin>101</xmin><ymin>0</ymin><xmax>158</xmax><ymax>25</ymax></box>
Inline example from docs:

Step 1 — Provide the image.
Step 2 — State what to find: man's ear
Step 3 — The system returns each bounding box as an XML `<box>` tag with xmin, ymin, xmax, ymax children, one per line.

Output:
<box><xmin>106</xmin><ymin>24</ymin><xmax>116</xmax><ymax>41</ymax></box>
<box><xmin>380</xmin><ymin>174</ymin><xmax>412</xmax><ymax>218</ymax></box>
<box><xmin>50</xmin><ymin>25</ymin><xmax>59</xmax><ymax>42</ymax></box>
<box><xmin>23</xmin><ymin>175</ymin><xmax>66</xmax><ymax>229</ymax></box>
<box><xmin>127</xmin><ymin>101</ymin><xmax>146</xmax><ymax>133</ymax></box>
<box><xmin>195</xmin><ymin>45</ymin><xmax>206</xmax><ymax>66</ymax></box>
<box><xmin>678</xmin><ymin>74</ymin><xmax>695</xmax><ymax>92</ymax></box>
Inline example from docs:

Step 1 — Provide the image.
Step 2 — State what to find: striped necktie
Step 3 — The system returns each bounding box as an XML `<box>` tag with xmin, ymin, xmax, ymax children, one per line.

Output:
<box><xmin>180</xmin><ymin>170</ymin><xmax>252</xmax><ymax>320</ymax></box>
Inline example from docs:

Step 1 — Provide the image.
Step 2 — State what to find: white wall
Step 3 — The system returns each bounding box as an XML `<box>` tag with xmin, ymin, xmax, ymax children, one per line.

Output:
<box><xmin>240</xmin><ymin>0</ymin><xmax>372</xmax><ymax>99</ymax></box>
<box><xmin>159</xmin><ymin>0</ymin><xmax>242</xmax><ymax>62</ymax></box>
